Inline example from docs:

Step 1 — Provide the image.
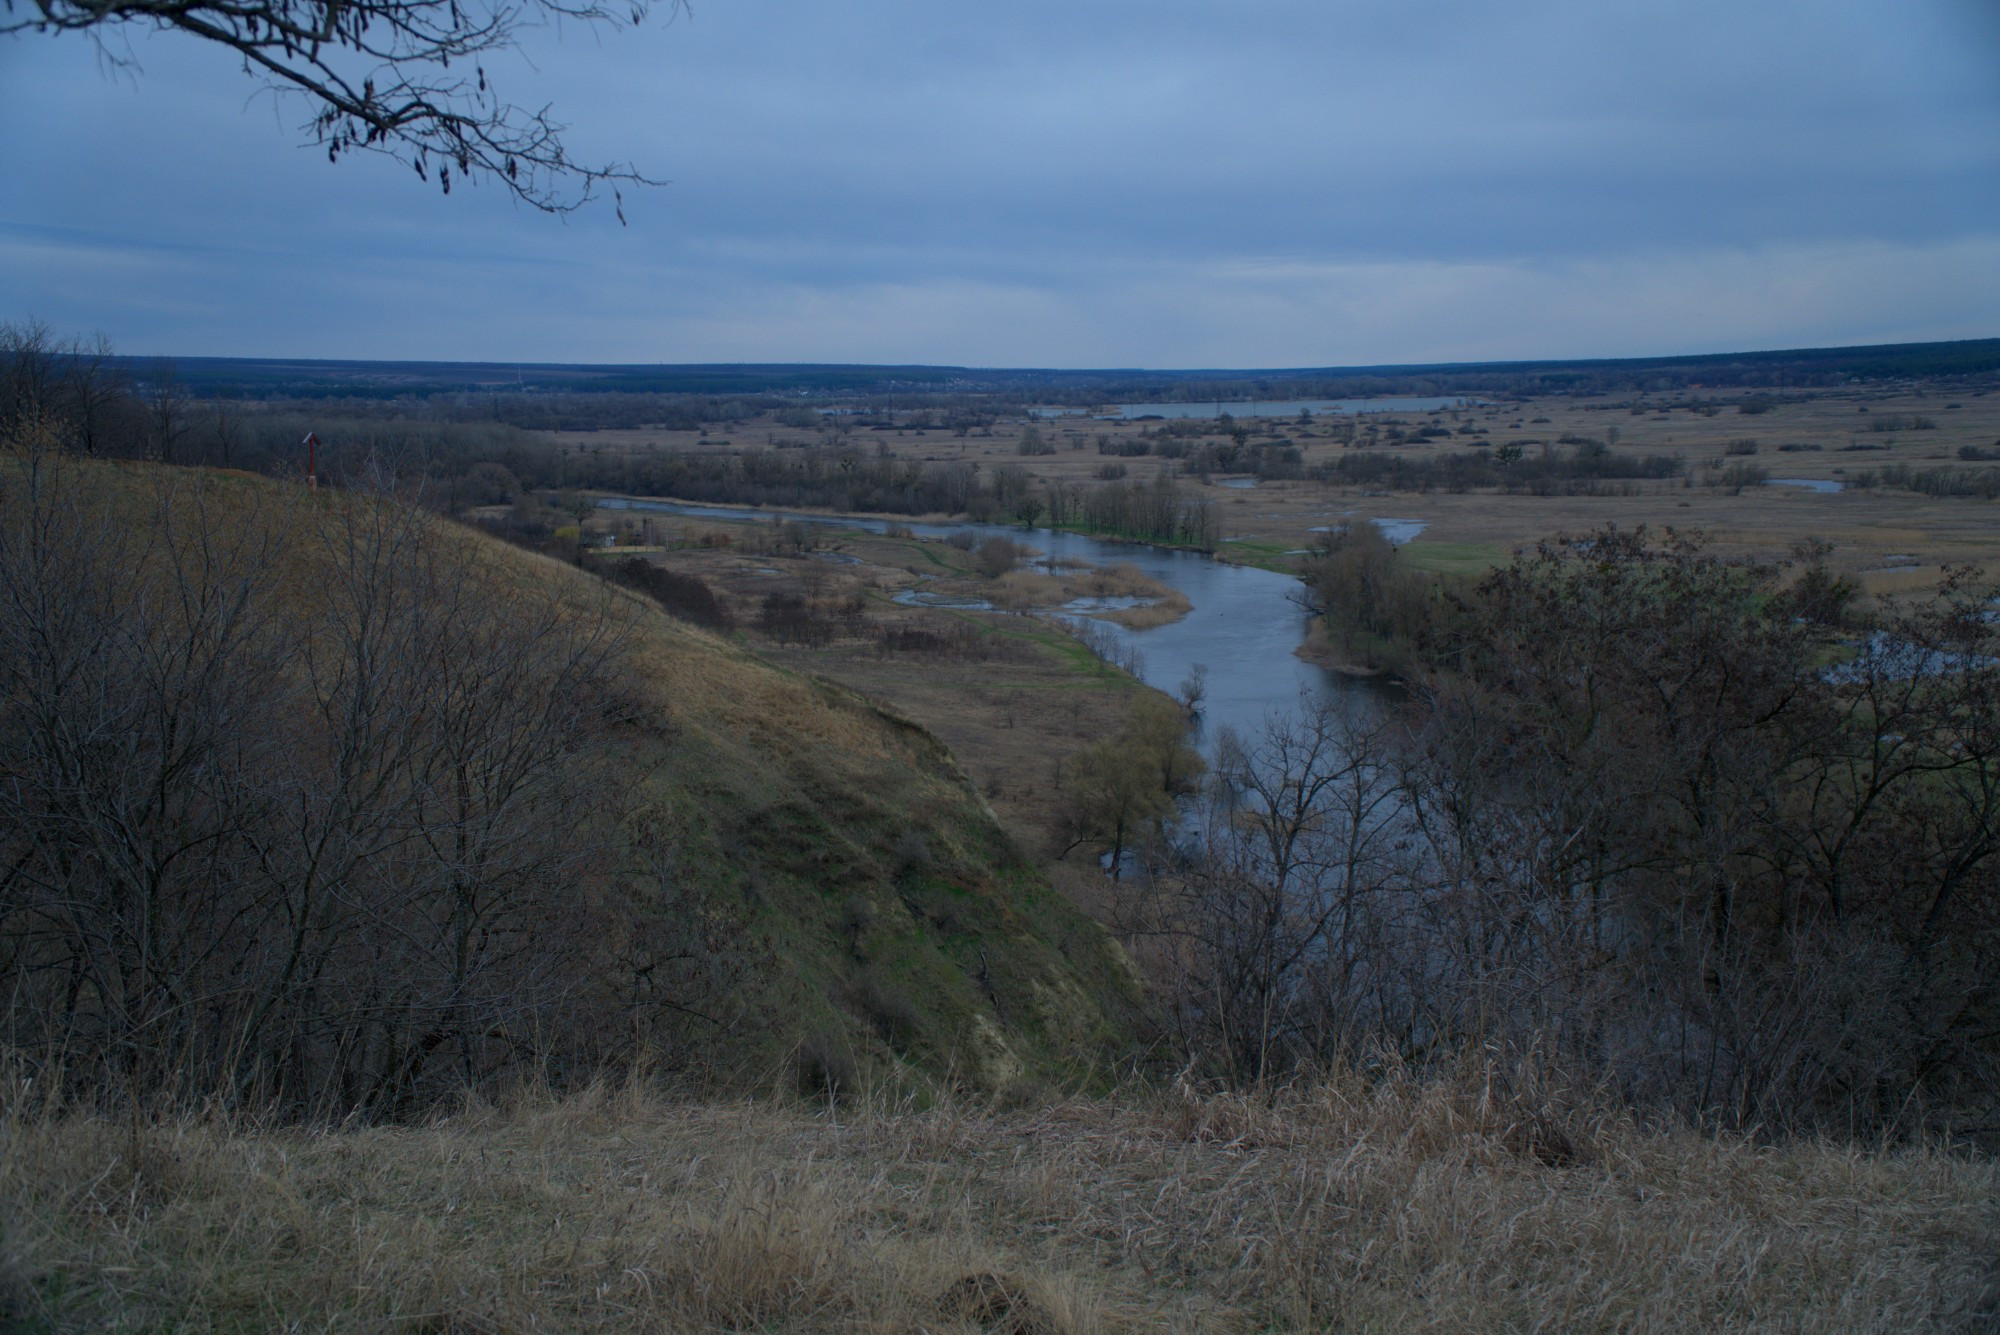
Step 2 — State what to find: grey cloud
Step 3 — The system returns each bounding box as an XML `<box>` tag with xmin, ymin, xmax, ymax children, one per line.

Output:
<box><xmin>1</xmin><ymin>0</ymin><xmax>1994</xmax><ymax>362</ymax></box>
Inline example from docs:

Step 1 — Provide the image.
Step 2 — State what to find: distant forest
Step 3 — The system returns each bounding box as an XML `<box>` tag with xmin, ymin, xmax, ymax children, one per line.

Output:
<box><xmin>111</xmin><ymin>336</ymin><xmax>2000</xmax><ymax>403</ymax></box>
<box><xmin>0</xmin><ymin>321</ymin><xmax>1222</xmax><ymax>546</ymax></box>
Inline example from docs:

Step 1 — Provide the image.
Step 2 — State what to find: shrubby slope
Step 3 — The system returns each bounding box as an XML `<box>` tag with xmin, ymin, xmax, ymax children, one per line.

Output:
<box><xmin>0</xmin><ymin>451</ymin><xmax>1134</xmax><ymax>1115</ymax></box>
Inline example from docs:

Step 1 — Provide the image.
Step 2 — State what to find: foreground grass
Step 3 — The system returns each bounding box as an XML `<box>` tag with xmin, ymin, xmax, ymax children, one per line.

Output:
<box><xmin>7</xmin><ymin>1067</ymin><xmax>1994</xmax><ymax>1332</ymax></box>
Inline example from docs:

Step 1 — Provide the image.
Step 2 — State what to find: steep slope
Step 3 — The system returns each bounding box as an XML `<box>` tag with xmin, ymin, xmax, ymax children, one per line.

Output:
<box><xmin>600</xmin><ymin>549</ymin><xmax>1140</xmax><ymax>1089</ymax></box>
<box><xmin>0</xmin><ymin>453</ymin><xmax>1135</xmax><ymax>1109</ymax></box>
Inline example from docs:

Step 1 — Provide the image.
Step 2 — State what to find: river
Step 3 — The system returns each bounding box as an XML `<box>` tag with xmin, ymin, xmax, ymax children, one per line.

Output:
<box><xmin>597</xmin><ymin>497</ymin><xmax>1396</xmax><ymax>748</ymax></box>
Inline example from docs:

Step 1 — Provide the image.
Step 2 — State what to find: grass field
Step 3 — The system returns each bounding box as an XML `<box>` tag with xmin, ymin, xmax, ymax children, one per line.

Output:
<box><xmin>568</xmin><ymin>382</ymin><xmax>2000</xmax><ymax>596</ymax></box>
<box><xmin>8</xmin><ymin>1066</ymin><xmax>1994</xmax><ymax>1332</ymax></box>
<box><xmin>1394</xmin><ymin>539</ymin><xmax>1508</xmax><ymax>577</ymax></box>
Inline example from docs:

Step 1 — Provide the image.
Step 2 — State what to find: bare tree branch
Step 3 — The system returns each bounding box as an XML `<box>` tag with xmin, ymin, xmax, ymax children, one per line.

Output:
<box><xmin>3</xmin><ymin>0</ymin><xmax>682</xmax><ymax>215</ymax></box>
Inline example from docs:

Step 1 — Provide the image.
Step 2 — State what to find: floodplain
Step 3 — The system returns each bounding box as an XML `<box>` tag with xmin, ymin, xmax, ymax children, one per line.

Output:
<box><xmin>567</xmin><ymin>380</ymin><xmax>2000</xmax><ymax>598</ymax></box>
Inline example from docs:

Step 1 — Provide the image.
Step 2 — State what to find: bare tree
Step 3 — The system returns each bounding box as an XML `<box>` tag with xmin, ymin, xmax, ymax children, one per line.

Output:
<box><xmin>200</xmin><ymin>396</ymin><xmax>244</xmax><ymax>467</ymax></box>
<box><xmin>1</xmin><ymin>320</ymin><xmax>135</xmax><ymax>455</ymax></box>
<box><xmin>1176</xmin><ymin>662</ymin><xmax>1207</xmax><ymax>718</ymax></box>
<box><xmin>144</xmin><ymin>361</ymin><xmax>192</xmax><ymax>464</ymax></box>
<box><xmin>3</xmin><ymin>0</ymin><xmax>680</xmax><ymax>215</ymax></box>
<box><xmin>1141</xmin><ymin>700</ymin><xmax>1408</xmax><ymax>1083</ymax></box>
<box><xmin>0</xmin><ymin>440</ymin><xmax>734</xmax><ymax>1119</ymax></box>
<box><xmin>0</xmin><ymin>447</ymin><xmax>294</xmax><ymax>1105</ymax></box>
<box><xmin>0</xmin><ymin>318</ymin><xmax>63</xmax><ymax>433</ymax></box>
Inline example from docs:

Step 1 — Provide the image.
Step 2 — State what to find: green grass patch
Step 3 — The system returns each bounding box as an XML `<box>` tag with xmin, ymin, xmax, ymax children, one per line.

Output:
<box><xmin>936</xmin><ymin>610</ymin><xmax>1132</xmax><ymax>686</ymax></box>
<box><xmin>1397</xmin><ymin>540</ymin><xmax>1508</xmax><ymax>577</ymax></box>
<box><xmin>1216</xmin><ymin>538</ymin><xmax>1300</xmax><ymax>573</ymax></box>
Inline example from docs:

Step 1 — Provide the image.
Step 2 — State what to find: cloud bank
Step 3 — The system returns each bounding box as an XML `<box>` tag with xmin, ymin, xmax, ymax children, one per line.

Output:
<box><xmin>2</xmin><ymin>0</ymin><xmax>1996</xmax><ymax>364</ymax></box>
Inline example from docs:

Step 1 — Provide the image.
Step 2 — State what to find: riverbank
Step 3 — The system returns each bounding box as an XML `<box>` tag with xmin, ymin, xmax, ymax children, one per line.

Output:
<box><xmin>1292</xmin><ymin>616</ymin><xmax>1400</xmax><ymax>678</ymax></box>
<box><xmin>582</xmin><ymin>492</ymin><xmax>1356</xmax><ymax>753</ymax></box>
<box><xmin>595</xmin><ymin>492</ymin><xmax>1230</xmax><ymax>562</ymax></box>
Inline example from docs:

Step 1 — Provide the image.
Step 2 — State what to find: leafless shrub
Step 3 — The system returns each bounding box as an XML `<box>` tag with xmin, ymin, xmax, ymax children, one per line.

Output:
<box><xmin>1122</xmin><ymin>700</ymin><xmax>1413</xmax><ymax>1083</ymax></box>
<box><xmin>872</xmin><ymin>619</ymin><xmax>1025</xmax><ymax>662</ymax></box>
<box><xmin>606</xmin><ymin>555</ymin><xmax>734</xmax><ymax>630</ymax></box>
<box><xmin>976</xmin><ymin>535</ymin><xmax>1026</xmax><ymax>578</ymax></box>
<box><xmin>1706</xmin><ymin>460</ymin><xmax>1768</xmax><ymax>492</ymax></box>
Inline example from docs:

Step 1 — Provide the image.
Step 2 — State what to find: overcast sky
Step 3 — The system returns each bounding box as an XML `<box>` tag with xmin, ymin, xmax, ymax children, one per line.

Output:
<box><xmin>3</xmin><ymin>0</ymin><xmax>1997</xmax><ymax>366</ymax></box>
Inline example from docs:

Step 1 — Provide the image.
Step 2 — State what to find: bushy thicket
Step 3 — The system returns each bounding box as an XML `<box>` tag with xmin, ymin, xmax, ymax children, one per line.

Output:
<box><xmin>1098</xmin><ymin>428</ymin><xmax>1307</xmax><ymax>481</ymax></box>
<box><xmin>605</xmin><ymin>556</ymin><xmax>734</xmax><ymax>631</ymax></box>
<box><xmin>1294</xmin><ymin>520</ymin><xmax>1436</xmax><ymax>669</ymax></box>
<box><xmin>5</xmin><ymin>323</ymin><xmax>1227</xmax><ymax>549</ymax></box>
<box><xmin>0</xmin><ymin>322</ymin><xmax>558</xmax><ymax>489</ymax></box>
<box><xmin>1849</xmin><ymin>462</ymin><xmax>2000</xmax><ymax>500</ymax></box>
<box><xmin>1182</xmin><ymin>439</ymin><xmax>1305</xmax><ymax>480</ymax></box>
<box><xmin>2</xmin><ymin>321</ymin><xmax>161</xmax><ymax>459</ymax></box>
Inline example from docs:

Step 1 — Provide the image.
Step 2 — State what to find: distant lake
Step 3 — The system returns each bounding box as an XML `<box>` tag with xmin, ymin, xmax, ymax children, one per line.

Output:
<box><xmin>1031</xmin><ymin>397</ymin><xmax>1478</xmax><ymax>420</ymax></box>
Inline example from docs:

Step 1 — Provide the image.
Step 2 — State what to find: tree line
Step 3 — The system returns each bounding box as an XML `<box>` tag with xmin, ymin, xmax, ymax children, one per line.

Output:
<box><xmin>1312</xmin><ymin>440</ymin><xmax>1686</xmax><ymax>495</ymax></box>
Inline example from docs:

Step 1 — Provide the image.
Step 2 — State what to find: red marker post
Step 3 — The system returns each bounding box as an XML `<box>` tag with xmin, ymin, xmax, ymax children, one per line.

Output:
<box><xmin>302</xmin><ymin>431</ymin><xmax>319</xmax><ymax>489</ymax></box>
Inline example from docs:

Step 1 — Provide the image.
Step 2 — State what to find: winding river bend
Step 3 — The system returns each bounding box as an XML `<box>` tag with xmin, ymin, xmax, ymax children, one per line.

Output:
<box><xmin>599</xmin><ymin>497</ymin><xmax>1392</xmax><ymax>747</ymax></box>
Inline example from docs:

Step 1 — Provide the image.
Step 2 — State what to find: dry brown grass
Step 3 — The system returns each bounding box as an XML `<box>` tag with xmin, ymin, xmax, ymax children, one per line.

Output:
<box><xmin>6</xmin><ymin>1063</ymin><xmax>1993</xmax><ymax>1332</ymax></box>
<box><xmin>1096</xmin><ymin>593</ymin><xmax>1190</xmax><ymax>631</ymax></box>
<box><xmin>977</xmin><ymin>563</ymin><xmax>1190</xmax><ymax>628</ymax></box>
<box><xmin>602</xmin><ymin>529</ymin><xmax>1167</xmax><ymax>865</ymax></box>
<box><xmin>768</xmin><ymin>636</ymin><xmax>1140</xmax><ymax>863</ymax></box>
<box><xmin>573</xmin><ymin>387</ymin><xmax>1995</xmax><ymax>583</ymax></box>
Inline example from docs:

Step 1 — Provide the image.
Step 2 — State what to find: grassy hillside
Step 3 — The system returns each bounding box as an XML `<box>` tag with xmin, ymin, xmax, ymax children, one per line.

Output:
<box><xmin>0</xmin><ymin>452</ymin><xmax>1136</xmax><ymax>1107</ymax></box>
<box><xmin>605</xmin><ymin>561</ymin><xmax>1139</xmax><ymax>1090</ymax></box>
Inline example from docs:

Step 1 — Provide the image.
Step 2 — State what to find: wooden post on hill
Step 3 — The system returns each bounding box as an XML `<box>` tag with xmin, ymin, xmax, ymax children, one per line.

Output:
<box><xmin>302</xmin><ymin>431</ymin><xmax>319</xmax><ymax>489</ymax></box>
